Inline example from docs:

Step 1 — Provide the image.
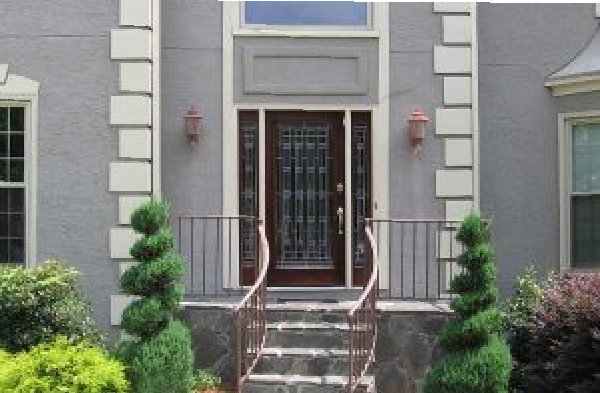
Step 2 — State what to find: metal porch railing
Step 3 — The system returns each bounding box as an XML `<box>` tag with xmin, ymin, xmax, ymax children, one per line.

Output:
<box><xmin>234</xmin><ymin>223</ymin><xmax>270</xmax><ymax>392</ymax></box>
<box><xmin>348</xmin><ymin>224</ymin><xmax>379</xmax><ymax>393</ymax></box>
<box><xmin>370</xmin><ymin>218</ymin><xmax>463</xmax><ymax>300</ymax></box>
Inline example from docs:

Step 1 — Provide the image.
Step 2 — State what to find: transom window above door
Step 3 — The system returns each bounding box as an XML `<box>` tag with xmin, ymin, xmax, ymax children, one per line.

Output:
<box><xmin>242</xmin><ymin>1</ymin><xmax>371</xmax><ymax>29</ymax></box>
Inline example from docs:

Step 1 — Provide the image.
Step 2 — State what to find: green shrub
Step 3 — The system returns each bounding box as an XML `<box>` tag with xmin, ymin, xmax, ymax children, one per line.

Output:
<box><xmin>504</xmin><ymin>271</ymin><xmax>600</xmax><ymax>392</ymax></box>
<box><xmin>116</xmin><ymin>320</ymin><xmax>193</xmax><ymax>393</ymax></box>
<box><xmin>116</xmin><ymin>200</ymin><xmax>193</xmax><ymax>393</ymax></box>
<box><xmin>193</xmin><ymin>368</ymin><xmax>222</xmax><ymax>392</ymax></box>
<box><xmin>424</xmin><ymin>214</ymin><xmax>511</xmax><ymax>393</ymax></box>
<box><xmin>0</xmin><ymin>260</ymin><xmax>103</xmax><ymax>352</ymax></box>
<box><xmin>0</xmin><ymin>336</ymin><xmax>129</xmax><ymax>393</ymax></box>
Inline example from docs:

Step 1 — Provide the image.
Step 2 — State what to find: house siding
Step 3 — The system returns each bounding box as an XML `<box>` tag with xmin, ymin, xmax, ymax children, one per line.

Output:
<box><xmin>0</xmin><ymin>0</ymin><xmax>120</xmax><ymax>338</ymax></box>
<box><xmin>478</xmin><ymin>3</ymin><xmax>597</xmax><ymax>292</ymax></box>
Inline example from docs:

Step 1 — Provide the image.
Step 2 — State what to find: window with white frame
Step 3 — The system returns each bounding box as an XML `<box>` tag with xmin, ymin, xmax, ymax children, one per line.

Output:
<box><xmin>242</xmin><ymin>1</ymin><xmax>371</xmax><ymax>29</ymax></box>
<box><xmin>0</xmin><ymin>104</ymin><xmax>26</xmax><ymax>265</ymax></box>
<box><xmin>568</xmin><ymin>121</ymin><xmax>600</xmax><ymax>268</ymax></box>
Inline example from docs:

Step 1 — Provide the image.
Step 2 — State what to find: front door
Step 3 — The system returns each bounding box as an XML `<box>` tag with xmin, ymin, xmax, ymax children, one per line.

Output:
<box><xmin>265</xmin><ymin>111</ymin><xmax>345</xmax><ymax>286</ymax></box>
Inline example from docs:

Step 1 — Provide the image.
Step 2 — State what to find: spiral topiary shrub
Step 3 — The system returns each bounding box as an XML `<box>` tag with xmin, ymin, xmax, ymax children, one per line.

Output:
<box><xmin>115</xmin><ymin>200</ymin><xmax>193</xmax><ymax>393</ymax></box>
<box><xmin>424</xmin><ymin>214</ymin><xmax>511</xmax><ymax>393</ymax></box>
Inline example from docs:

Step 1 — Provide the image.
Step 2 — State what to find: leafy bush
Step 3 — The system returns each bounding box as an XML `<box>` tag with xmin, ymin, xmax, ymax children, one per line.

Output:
<box><xmin>193</xmin><ymin>368</ymin><xmax>222</xmax><ymax>392</ymax></box>
<box><xmin>505</xmin><ymin>272</ymin><xmax>600</xmax><ymax>392</ymax></box>
<box><xmin>424</xmin><ymin>214</ymin><xmax>511</xmax><ymax>393</ymax></box>
<box><xmin>0</xmin><ymin>260</ymin><xmax>103</xmax><ymax>352</ymax></box>
<box><xmin>116</xmin><ymin>320</ymin><xmax>193</xmax><ymax>393</ymax></box>
<box><xmin>115</xmin><ymin>200</ymin><xmax>193</xmax><ymax>393</ymax></box>
<box><xmin>0</xmin><ymin>336</ymin><xmax>129</xmax><ymax>393</ymax></box>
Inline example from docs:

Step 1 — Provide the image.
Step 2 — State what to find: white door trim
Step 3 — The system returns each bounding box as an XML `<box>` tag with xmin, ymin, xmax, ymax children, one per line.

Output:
<box><xmin>222</xmin><ymin>2</ymin><xmax>390</xmax><ymax>289</ymax></box>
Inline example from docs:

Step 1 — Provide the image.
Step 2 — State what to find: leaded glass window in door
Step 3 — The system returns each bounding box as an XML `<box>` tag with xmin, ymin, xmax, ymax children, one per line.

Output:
<box><xmin>239</xmin><ymin>111</ymin><xmax>258</xmax><ymax>265</ymax></box>
<box><xmin>351</xmin><ymin>113</ymin><xmax>371</xmax><ymax>268</ymax></box>
<box><xmin>276</xmin><ymin>120</ymin><xmax>334</xmax><ymax>266</ymax></box>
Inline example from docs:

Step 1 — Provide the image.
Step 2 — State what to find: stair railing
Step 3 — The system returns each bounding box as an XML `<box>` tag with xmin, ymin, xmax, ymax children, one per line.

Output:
<box><xmin>234</xmin><ymin>222</ymin><xmax>270</xmax><ymax>392</ymax></box>
<box><xmin>348</xmin><ymin>223</ymin><xmax>379</xmax><ymax>393</ymax></box>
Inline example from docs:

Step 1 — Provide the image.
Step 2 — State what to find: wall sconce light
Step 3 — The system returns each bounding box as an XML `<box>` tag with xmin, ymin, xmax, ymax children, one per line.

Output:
<box><xmin>182</xmin><ymin>105</ymin><xmax>202</xmax><ymax>146</ymax></box>
<box><xmin>408</xmin><ymin>109</ymin><xmax>429</xmax><ymax>157</ymax></box>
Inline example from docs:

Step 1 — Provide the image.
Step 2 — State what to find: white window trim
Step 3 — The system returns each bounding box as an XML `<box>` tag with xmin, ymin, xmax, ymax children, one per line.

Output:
<box><xmin>559</xmin><ymin>110</ymin><xmax>600</xmax><ymax>271</ymax></box>
<box><xmin>222</xmin><ymin>3</ymin><xmax>390</xmax><ymax>289</ymax></box>
<box><xmin>233</xmin><ymin>1</ymin><xmax>380</xmax><ymax>38</ymax></box>
<box><xmin>0</xmin><ymin>71</ymin><xmax>39</xmax><ymax>267</ymax></box>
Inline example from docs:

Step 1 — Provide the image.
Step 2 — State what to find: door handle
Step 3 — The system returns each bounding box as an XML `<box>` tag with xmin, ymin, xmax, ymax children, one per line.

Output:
<box><xmin>337</xmin><ymin>207</ymin><xmax>344</xmax><ymax>235</ymax></box>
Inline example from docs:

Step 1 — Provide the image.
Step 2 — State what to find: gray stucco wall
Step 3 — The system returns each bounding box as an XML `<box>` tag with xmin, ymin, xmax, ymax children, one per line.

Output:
<box><xmin>389</xmin><ymin>2</ymin><xmax>444</xmax><ymax>219</ymax></box>
<box><xmin>161</xmin><ymin>0</ymin><xmax>223</xmax><ymax>219</ymax></box>
<box><xmin>478</xmin><ymin>4</ymin><xmax>598</xmax><ymax>293</ymax></box>
<box><xmin>0</xmin><ymin>1</ymin><xmax>120</xmax><ymax>338</ymax></box>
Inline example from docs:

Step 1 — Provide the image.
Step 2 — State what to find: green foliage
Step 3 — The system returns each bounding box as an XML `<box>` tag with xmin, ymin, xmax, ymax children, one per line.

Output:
<box><xmin>115</xmin><ymin>320</ymin><xmax>193</xmax><ymax>393</ymax></box>
<box><xmin>130</xmin><ymin>228</ymin><xmax>175</xmax><ymax>262</ymax></box>
<box><xmin>131</xmin><ymin>199</ymin><xmax>169</xmax><ymax>235</ymax></box>
<box><xmin>424</xmin><ymin>214</ymin><xmax>511</xmax><ymax>393</ymax></box>
<box><xmin>120</xmin><ymin>252</ymin><xmax>184</xmax><ymax>297</ymax></box>
<box><xmin>117</xmin><ymin>199</ymin><xmax>193</xmax><ymax>393</ymax></box>
<box><xmin>503</xmin><ymin>271</ymin><xmax>600</xmax><ymax>392</ymax></box>
<box><xmin>193</xmin><ymin>368</ymin><xmax>222</xmax><ymax>392</ymax></box>
<box><xmin>0</xmin><ymin>260</ymin><xmax>103</xmax><ymax>352</ymax></box>
<box><xmin>120</xmin><ymin>297</ymin><xmax>171</xmax><ymax>338</ymax></box>
<box><xmin>424</xmin><ymin>335</ymin><xmax>511</xmax><ymax>393</ymax></box>
<box><xmin>0</xmin><ymin>337</ymin><xmax>129</xmax><ymax>393</ymax></box>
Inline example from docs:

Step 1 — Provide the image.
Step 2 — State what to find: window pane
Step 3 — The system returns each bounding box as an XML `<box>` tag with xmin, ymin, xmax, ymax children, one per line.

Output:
<box><xmin>0</xmin><ymin>240</ymin><xmax>9</xmax><ymax>263</ymax></box>
<box><xmin>0</xmin><ymin>214</ymin><xmax>8</xmax><ymax>237</ymax></box>
<box><xmin>0</xmin><ymin>108</ymin><xmax>7</xmax><ymax>131</ymax></box>
<box><xmin>573</xmin><ymin>123</ymin><xmax>600</xmax><ymax>192</ymax></box>
<box><xmin>0</xmin><ymin>134</ymin><xmax>7</xmax><ymax>158</ymax></box>
<box><xmin>244</xmin><ymin>1</ymin><xmax>368</xmax><ymax>26</ymax></box>
<box><xmin>9</xmin><ymin>188</ymin><xmax>24</xmax><ymax>213</ymax></box>
<box><xmin>9</xmin><ymin>159</ymin><xmax>23</xmax><ymax>182</ymax></box>
<box><xmin>10</xmin><ymin>239</ymin><xmax>24</xmax><ymax>264</ymax></box>
<box><xmin>10</xmin><ymin>134</ymin><xmax>24</xmax><ymax>158</ymax></box>
<box><xmin>9</xmin><ymin>107</ymin><xmax>24</xmax><ymax>132</ymax></box>
<box><xmin>0</xmin><ymin>159</ymin><xmax>8</xmax><ymax>182</ymax></box>
<box><xmin>572</xmin><ymin>195</ymin><xmax>600</xmax><ymax>267</ymax></box>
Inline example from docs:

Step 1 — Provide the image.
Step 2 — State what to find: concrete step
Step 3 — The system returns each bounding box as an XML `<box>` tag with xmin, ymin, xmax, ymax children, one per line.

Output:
<box><xmin>254</xmin><ymin>347</ymin><xmax>349</xmax><ymax>376</ymax></box>
<box><xmin>243</xmin><ymin>374</ymin><xmax>375</xmax><ymax>393</ymax></box>
<box><xmin>266</xmin><ymin>322</ymin><xmax>349</xmax><ymax>349</ymax></box>
<box><xmin>266</xmin><ymin>302</ymin><xmax>352</xmax><ymax>324</ymax></box>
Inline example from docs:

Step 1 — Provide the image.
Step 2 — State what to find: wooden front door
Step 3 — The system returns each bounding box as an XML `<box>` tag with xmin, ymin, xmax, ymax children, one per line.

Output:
<box><xmin>265</xmin><ymin>111</ymin><xmax>346</xmax><ymax>286</ymax></box>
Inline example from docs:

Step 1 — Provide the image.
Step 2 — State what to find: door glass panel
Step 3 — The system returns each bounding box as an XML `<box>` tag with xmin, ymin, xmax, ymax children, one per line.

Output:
<box><xmin>351</xmin><ymin>114</ymin><xmax>370</xmax><ymax>267</ymax></box>
<box><xmin>277</xmin><ymin>120</ymin><xmax>333</xmax><ymax>266</ymax></box>
<box><xmin>239</xmin><ymin>111</ymin><xmax>258</xmax><ymax>265</ymax></box>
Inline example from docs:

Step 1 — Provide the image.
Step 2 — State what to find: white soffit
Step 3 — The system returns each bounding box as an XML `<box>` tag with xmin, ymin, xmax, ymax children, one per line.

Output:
<box><xmin>546</xmin><ymin>28</ymin><xmax>600</xmax><ymax>96</ymax></box>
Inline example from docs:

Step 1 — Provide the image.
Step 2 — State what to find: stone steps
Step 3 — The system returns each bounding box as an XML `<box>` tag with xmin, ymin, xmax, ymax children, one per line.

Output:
<box><xmin>244</xmin><ymin>374</ymin><xmax>375</xmax><ymax>393</ymax></box>
<box><xmin>254</xmin><ymin>347</ymin><xmax>349</xmax><ymax>376</ymax></box>
<box><xmin>243</xmin><ymin>304</ymin><xmax>376</xmax><ymax>393</ymax></box>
